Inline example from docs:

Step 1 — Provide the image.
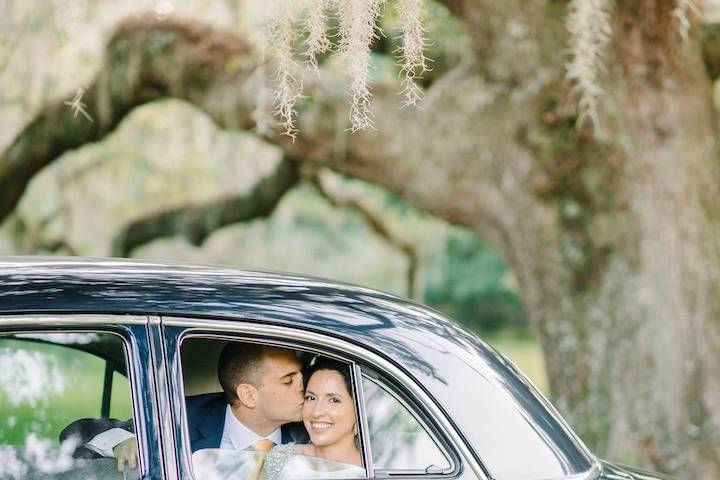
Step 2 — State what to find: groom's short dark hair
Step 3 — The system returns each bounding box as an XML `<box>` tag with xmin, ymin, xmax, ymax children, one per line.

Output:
<box><xmin>217</xmin><ymin>342</ymin><xmax>293</xmax><ymax>404</ymax></box>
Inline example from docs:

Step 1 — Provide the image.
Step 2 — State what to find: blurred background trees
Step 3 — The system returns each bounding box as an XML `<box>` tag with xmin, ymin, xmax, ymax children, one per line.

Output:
<box><xmin>0</xmin><ymin>0</ymin><xmax>526</xmax><ymax>334</ymax></box>
<box><xmin>2</xmin><ymin>0</ymin><xmax>720</xmax><ymax>478</ymax></box>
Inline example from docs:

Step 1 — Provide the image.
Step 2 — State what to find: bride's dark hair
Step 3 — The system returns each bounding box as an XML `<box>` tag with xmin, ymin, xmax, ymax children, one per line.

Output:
<box><xmin>303</xmin><ymin>357</ymin><xmax>354</xmax><ymax>398</ymax></box>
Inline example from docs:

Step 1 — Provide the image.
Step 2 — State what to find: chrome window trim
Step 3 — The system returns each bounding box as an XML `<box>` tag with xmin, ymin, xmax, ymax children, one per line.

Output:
<box><xmin>163</xmin><ymin>317</ymin><xmax>488</xmax><ymax>480</ymax></box>
<box><xmin>353</xmin><ymin>363</ymin><xmax>375</xmax><ymax>477</ymax></box>
<box><xmin>148</xmin><ymin>315</ymin><xmax>179</xmax><ymax>480</ymax></box>
<box><xmin>566</xmin><ymin>464</ymin><xmax>601</xmax><ymax>480</ymax></box>
<box><xmin>0</xmin><ymin>313</ymin><xmax>148</xmax><ymax>326</ymax></box>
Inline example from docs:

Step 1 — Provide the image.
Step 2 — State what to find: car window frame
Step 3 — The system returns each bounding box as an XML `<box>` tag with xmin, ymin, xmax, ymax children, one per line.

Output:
<box><xmin>171</xmin><ymin>331</ymin><xmax>369</xmax><ymax>480</ymax></box>
<box><xmin>161</xmin><ymin>316</ymin><xmax>488</xmax><ymax>480</ymax></box>
<box><xmin>0</xmin><ymin>314</ymin><xmax>160</xmax><ymax>479</ymax></box>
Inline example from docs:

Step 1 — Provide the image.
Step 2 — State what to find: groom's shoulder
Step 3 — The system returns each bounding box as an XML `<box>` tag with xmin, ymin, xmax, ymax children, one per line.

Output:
<box><xmin>186</xmin><ymin>392</ymin><xmax>227</xmax><ymax>411</ymax></box>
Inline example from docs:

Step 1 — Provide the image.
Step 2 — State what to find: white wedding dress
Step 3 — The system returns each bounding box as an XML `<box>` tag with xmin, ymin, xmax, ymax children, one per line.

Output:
<box><xmin>263</xmin><ymin>443</ymin><xmax>365</xmax><ymax>480</ymax></box>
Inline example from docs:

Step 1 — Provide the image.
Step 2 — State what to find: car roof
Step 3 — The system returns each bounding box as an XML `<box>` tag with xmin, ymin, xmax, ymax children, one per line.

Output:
<box><xmin>0</xmin><ymin>256</ymin><xmax>467</xmax><ymax>368</ymax></box>
<box><xmin>0</xmin><ymin>255</ymin><xmax>488</xmax><ymax>407</ymax></box>
<box><xmin>1</xmin><ymin>255</ymin><xmax>454</xmax><ymax>374</ymax></box>
<box><xmin>0</xmin><ymin>256</ymin><xmax>509</xmax><ymax>401</ymax></box>
<box><xmin>0</xmin><ymin>256</ymin><xmax>425</xmax><ymax>321</ymax></box>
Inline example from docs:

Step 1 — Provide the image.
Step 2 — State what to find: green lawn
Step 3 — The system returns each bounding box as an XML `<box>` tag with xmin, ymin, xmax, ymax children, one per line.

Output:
<box><xmin>0</xmin><ymin>340</ymin><xmax>132</xmax><ymax>445</ymax></box>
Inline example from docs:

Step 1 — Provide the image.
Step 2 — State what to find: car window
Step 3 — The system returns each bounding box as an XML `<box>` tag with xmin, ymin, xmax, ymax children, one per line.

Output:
<box><xmin>361</xmin><ymin>374</ymin><xmax>452</xmax><ymax>475</ymax></box>
<box><xmin>0</xmin><ymin>332</ymin><xmax>137</xmax><ymax>479</ymax></box>
<box><xmin>178</xmin><ymin>337</ymin><xmax>369</xmax><ymax>480</ymax></box>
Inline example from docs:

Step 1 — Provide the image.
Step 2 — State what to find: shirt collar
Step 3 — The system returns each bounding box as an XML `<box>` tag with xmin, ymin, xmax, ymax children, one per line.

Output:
<box><xmin>222</xmin><ymin>404</ymin><xmax>282</xmax><ymax>450</ymax></box>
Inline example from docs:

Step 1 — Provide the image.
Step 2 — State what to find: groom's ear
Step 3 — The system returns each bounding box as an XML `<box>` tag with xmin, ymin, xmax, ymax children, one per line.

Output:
<box><xmin>236</xmin><ymin>383</ymin><xmax>257</xmax><ymax>408</ymax></box>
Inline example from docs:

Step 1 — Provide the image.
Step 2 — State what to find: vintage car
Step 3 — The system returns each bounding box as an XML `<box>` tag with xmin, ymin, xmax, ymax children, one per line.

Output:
<box><xmin>0</xmin><ymin>257</ymin><xmax>672</xmax><ymax>480</ymax></box>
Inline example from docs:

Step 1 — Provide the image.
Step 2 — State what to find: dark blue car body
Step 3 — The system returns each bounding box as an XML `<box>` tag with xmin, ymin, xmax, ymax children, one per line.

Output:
<box><xmin>0</xmin><ymin>257</ymin><xmax>672</xmax><ymax>480</ymax></box>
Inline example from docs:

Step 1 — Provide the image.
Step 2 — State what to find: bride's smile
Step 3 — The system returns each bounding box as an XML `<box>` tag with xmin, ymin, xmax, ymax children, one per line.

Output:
<box><xmin>303</xmin><ymin>370</ymin><xmax>357</xmax><ymax>452</ymax></box>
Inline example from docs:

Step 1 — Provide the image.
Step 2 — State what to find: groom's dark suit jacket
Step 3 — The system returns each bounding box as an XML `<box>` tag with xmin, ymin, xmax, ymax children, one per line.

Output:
<box><xmin>61</xmin><ymin>392</ymin><xmax>308</xmax><ymax>456</ymax></box>
<box><xmin>186</xmin><ymin>392</ymin><xmax>307</xmax><ymax>450</ymax></box>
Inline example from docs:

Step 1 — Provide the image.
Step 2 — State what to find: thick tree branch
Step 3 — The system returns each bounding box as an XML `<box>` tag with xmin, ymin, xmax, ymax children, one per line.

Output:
<box><xmin>111</xmin><ymin>156</ymin><xmax>300</xmax><ymax>257</ymax></box>
<box><xmin>432</xmin><ymin>0</ymin><xmax>567</xmax><ymax>80</ymax></box>
<box><xmin>309</xmin><ymin>169</ymin><xmax>420</xmax><ymax>299</ymax></box>
<box><xmin>3</xmin><ymin>7</ymin><xmax>720</xmax><ymax>477</ymax></box>
<box><xmin>0</xmin><ymin>14</ymin><xmax>563</xmax><ymax>358</ymax></box>
<box><xmin>0</xmin><ymin>16</ymin><xmax>254</xmax><ymax>224</ymax></box>
<box><xmin>0</xmin><ymin>15</ymin><xmax>549</xmax><ymax>269</ymax></box>
<box><xmin>0</xmin><ymin>17</ymin><xmax>562</xmax><ymax>350</ymax></box>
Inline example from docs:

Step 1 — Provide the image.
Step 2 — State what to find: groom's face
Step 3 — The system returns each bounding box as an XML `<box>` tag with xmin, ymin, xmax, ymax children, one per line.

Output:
<box><xmin>253</xmin><ymin>349</ymin><xmax>304</xmax><ymax>424</ymax></box>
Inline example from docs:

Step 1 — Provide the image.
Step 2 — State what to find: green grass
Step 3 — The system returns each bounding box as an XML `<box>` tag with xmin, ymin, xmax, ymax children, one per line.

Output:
<box><xmin>0</xmin><ymin>340</ymin><xmax>132</xmax><ymax>445</ymax></box>
<box><xmin>484</xmin><ymin>335</ymin><xmax>549</xmax><ymax>395</ymax></box>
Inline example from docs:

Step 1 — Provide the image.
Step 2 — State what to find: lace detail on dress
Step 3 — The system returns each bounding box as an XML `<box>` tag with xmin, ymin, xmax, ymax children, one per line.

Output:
<box><xmin>263</xmin><ymin>443</ymin><xmax>296</xmax><ymax>480</ymax></box>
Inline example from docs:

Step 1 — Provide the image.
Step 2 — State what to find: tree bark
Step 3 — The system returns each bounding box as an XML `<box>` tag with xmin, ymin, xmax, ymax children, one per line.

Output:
<box><xmin>574</xmin><ymin>3</ymin><xmax>720</xmax><ymax>473</ymax></box>
<box><xmin>1</xmin><ymin>3</ymin><xmax>719</xmax><ymax>477</ymax></box>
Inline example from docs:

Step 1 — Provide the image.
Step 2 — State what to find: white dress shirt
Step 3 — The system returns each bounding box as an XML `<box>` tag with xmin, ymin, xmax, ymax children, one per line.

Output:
<box><xmin>195</xmin><ymin>406</ymin><xmax>283</xmax><ymax>480</ymax></box>
<box><xmin>220</xmin><ymin>404</ymin><xmax>282</xmax><ymax>450</ymax></box>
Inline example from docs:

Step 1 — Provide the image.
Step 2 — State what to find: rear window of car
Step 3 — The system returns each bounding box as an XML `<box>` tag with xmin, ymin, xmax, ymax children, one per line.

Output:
<box><xmin>0</xmin><ymin>331</ymin><xmax>137</xmax><ymax>479</ymax></box>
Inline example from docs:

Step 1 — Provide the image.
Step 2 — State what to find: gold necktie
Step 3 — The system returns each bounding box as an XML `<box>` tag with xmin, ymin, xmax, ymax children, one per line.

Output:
<box><xmin>245</xmin><ymin>438</ymin><xmax>275</xmax><ymax>480</ymax></box>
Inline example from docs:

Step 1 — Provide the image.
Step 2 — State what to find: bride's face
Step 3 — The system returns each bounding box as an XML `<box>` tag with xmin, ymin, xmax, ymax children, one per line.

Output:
<box><xmin>303</xmin><ymin>370</ymin><xmax>356</xmax><ymax>448</ymax></box>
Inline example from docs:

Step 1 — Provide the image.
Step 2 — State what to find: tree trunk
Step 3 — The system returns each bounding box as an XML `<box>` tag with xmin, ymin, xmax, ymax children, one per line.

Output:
<box><xmin>539</xmin><ymin>4</ymin><xmax>720</xmax><ymax>474</ymax></box>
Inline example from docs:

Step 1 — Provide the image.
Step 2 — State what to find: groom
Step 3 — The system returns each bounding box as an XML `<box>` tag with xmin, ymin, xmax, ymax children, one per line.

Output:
<box><xmin>62</xmin><ymin>343</ymin><xmax>308</xmax><ymax>471</ymax></box>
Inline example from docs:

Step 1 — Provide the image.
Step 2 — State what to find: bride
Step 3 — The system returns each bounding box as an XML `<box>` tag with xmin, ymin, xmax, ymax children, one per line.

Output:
<box><xmin>263</xmin><ymin>358</ymin><xmax>365</xmax><ymax>480</ymax></box>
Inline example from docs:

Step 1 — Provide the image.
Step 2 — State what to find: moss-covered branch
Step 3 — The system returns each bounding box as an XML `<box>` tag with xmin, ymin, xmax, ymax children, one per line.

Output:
<box><xmin>111</xmin><ymin>156</ymin><xmax>299</xmax><ymax>256</ymax></box>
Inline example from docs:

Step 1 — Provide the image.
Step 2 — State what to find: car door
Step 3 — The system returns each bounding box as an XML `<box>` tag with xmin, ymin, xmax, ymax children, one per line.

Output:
<box><xmin>158</xmin><ymin>316</ymin><xmax>488</xmax><ymax>480</ymax></box>
<box><xmin>0</xmin><ymin>314</ymin><xmax>165</xmax><ymax>479</ymax></box>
